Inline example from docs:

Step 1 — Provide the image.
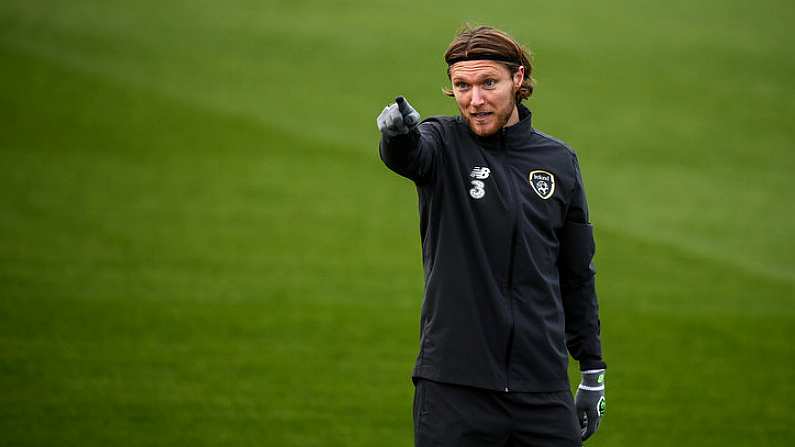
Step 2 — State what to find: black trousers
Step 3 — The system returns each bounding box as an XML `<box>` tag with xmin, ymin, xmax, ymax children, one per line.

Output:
<box><xmin>413</xmin><ymin>379</ymin><xmax>581</xmax><ymax>447</ymax></box>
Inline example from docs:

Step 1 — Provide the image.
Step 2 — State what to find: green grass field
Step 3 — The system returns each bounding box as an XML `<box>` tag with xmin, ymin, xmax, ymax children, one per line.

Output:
<box><xmin>1</xmin><ymin>1</ymin><xmax>794</xmax><ymax>445</ymax></box>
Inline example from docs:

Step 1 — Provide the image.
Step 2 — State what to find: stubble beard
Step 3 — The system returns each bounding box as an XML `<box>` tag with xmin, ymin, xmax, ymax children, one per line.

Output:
<box><xmin>464</xmin><ymin>96</ymin><xmax>517</xmax><ymax>137</ymax></box>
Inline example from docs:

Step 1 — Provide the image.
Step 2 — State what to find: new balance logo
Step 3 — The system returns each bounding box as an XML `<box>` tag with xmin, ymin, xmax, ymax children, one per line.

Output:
<box><xmin>470</xmin><ymin>166</ymin><xmax>491</xmax><ymax>179</ymax></box>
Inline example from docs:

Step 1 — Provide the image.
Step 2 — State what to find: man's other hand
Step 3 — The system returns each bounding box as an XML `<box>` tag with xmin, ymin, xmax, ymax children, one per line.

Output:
<box><xmin>575</xmin><ymin>369</ymin><xmax>606</xmax><ymax>442</ymax></box>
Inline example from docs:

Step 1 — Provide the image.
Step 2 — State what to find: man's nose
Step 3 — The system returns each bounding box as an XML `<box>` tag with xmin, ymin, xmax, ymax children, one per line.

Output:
<box><xmin>471</xmin><ymin>87</ymin><xmax>485</xmax><ymax>106</ymax></box>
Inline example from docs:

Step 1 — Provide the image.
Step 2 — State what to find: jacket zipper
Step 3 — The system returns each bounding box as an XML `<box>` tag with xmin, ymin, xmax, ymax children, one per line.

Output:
<box><xmin>501</xmin><ymin>128</ymin><xmax>518</xmax><ymax>393</ymax></box>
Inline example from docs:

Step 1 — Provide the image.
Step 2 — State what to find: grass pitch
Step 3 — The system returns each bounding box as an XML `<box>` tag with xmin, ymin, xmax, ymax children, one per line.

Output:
<box><xmin>1</xmin><ymin>1</ymin><xmax>794</xmax><ymax>445</ymax></box>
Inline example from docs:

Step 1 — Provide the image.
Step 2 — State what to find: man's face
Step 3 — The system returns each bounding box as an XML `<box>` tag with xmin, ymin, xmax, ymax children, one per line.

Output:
<box><xmin>449</xmin><ymin>60</ymin><xmax>525</xmax><ymax>137</ymax></box>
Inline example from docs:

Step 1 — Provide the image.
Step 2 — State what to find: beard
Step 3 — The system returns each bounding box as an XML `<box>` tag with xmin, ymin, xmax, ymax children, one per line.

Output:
<box><xmin>463</xmin><ymin>96</ymin><xmax>517</xmax><ymax>137</ymax></box>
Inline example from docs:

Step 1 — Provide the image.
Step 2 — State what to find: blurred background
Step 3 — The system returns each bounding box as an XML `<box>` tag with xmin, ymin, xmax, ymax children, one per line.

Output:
<box><xmin>1</xmin><ymin>0</ymin><xmax>793</xmax><ymax>445</ymax></box>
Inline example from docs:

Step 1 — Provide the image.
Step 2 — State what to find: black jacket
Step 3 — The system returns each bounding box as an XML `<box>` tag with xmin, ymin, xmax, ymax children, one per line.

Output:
<box><xmin>380</xmin><ymin>104</ymin><xmax>605</xmax><ymax>392</ymax></box>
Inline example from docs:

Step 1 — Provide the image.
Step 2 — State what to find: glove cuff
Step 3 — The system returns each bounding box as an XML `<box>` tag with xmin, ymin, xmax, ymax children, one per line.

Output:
<box><xmin>579</xmin><ymin>369</ymin><xmax>605</xmax><ymax>390</ymax></box>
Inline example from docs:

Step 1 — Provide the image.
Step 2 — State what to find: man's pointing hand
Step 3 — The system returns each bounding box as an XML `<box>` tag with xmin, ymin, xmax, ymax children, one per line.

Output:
<box><xmin>377</xmin><ymin>96</ymin><xmax>421</xmax><ymax>137</ymax></box>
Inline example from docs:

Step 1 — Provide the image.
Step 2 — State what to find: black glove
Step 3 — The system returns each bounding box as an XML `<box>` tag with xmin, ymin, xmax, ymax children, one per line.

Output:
<box><xmin>575</xmin><ymin>369</ymin><xmax>606</xmax><ymax>442</ymax></box>
<box><xmin>376</xmin><ymin>96</ymin><xmax>421</xmax><ymax>137</ymax></box>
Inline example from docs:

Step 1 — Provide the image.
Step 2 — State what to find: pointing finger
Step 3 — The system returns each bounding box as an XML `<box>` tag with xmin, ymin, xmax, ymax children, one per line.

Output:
<box><xmin>395</xmin><ymin>96</ymin><xmax>420</xmax><ymax>127</ymax></box>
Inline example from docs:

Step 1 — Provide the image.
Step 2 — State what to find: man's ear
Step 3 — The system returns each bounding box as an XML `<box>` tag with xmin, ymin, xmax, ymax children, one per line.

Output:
<box><xmin>513</xmin><ymin>66</ymin><xmax>526</xmax><ymax>89</ymax></box>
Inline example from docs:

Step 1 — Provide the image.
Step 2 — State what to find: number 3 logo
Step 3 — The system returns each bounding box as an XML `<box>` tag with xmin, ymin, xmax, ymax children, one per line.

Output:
<box><xmin>469</xmin><ymin>180</ymin><xmax>485</xmax><ymax>199</ymax></box>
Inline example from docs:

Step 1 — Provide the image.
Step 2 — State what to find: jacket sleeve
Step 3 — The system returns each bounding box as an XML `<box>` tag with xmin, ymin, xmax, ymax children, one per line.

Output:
<box><xmin>559</xmin><ymin>153</ymin><xmax>607</xmax><ymax>371</ymax></box>
<box><xmin>379</xmin><ymin>120</ymin><xmax>442</xmax><ymax>183</ymax></box>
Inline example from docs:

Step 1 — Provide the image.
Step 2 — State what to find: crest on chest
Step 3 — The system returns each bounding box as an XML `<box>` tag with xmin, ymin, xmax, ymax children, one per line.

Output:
<box><xmin>529</xmin><ymin>170</ymin><xmax>555</xmax><ymax>200</ymax></box>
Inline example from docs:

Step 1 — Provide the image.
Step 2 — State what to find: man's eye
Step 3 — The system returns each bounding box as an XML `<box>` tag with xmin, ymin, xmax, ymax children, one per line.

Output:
<box><xmin>455</xmin><ymin>82</ymin><xmax>469</xmax><ymax>90</ymax></box>
<box><xmin>483</xmin><ymin>79</ymin><xmax>497</xmax><ymax>88</ymax></box>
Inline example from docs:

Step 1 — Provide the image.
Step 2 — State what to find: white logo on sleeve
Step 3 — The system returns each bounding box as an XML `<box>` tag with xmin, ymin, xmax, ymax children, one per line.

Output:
<box><xmin>469</xmin><ymin>166</ymin><xmax>490</xmax><ymax>199</ymax></box>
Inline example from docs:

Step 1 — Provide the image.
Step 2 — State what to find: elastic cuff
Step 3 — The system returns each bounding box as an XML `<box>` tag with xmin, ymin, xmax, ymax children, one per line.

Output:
<box><xmin>580</xmin><ymin>369</ymin><xmax>605</xmax><ymax>388</ymax></box>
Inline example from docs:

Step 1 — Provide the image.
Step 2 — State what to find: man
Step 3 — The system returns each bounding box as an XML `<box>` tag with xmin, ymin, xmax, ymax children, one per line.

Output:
<box><xmin>376</xmin><ymin>26</ymin><xmax>607</xmax><ymax>446</ymax></box>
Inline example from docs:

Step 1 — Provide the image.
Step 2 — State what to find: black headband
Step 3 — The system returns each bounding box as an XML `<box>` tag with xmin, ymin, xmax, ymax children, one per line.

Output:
<box><xmin>446</xmin><ymin>53</ymin><xmax>520</xmax><ymax>66</ymax></box>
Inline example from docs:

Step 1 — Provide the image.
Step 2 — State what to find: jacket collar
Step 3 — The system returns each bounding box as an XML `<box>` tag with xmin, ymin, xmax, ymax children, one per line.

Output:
<box><xmin>457</xmin><ymin>103</ymin><xmax>533</xmax><ymax>150</ymax></box>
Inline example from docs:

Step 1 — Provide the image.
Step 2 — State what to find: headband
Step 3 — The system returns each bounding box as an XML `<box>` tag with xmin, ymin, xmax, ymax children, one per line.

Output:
<box><xmin>446</xmin><ymin>53</ymin><xmax>520</xmax><ymax>66</ymax></box>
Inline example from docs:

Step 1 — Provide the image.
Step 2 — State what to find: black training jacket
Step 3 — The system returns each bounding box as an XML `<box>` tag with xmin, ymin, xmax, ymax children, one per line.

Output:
<box><xmin>380</xmin><ymin>104</ymin><xmax>606</xmax><ymax>392</ymax></box>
